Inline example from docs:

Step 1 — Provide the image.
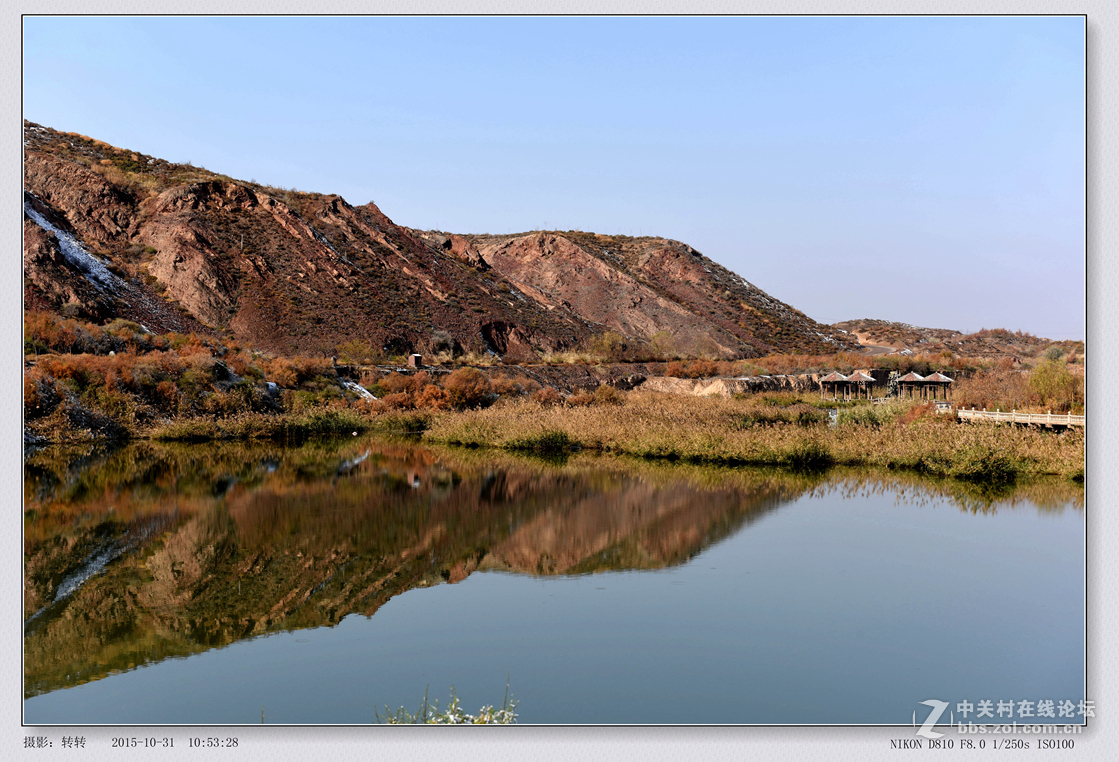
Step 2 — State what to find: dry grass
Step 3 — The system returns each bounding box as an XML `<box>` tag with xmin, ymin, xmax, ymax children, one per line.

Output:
<box><xmin>424</xmin><ymin>391</ymin><xmax>1084</xmax><ymax>481</ymax></box>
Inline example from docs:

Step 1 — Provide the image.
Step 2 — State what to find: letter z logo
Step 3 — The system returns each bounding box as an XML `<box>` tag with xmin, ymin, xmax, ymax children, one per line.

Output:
<box><xmin>913</xmin><ymin>700</ymin><xmax>950</xmax><ymax>739</ymax></box>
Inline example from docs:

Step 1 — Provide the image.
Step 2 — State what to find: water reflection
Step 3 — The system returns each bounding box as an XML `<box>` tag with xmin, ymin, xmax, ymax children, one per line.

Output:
<box><xmin>23</xmin><ymin>438</ymin><xmax>1082</xmax><ymax>700</ymax></box>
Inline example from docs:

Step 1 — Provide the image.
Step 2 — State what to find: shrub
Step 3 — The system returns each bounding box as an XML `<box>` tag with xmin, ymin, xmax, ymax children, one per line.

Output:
<box><xmin>780</xmin><ymin>439</ymin><xmax>832</xmax><ymax>470</ymax></box>
<box><xmin>950</xmin><ymin>445</ymin><xmax>1018</xmax><ymax>484</ymax></box>
<box><xmin>381</xmin><ymin>371</ymin><xmax>428</xmax><ymax>396</ymax></box>
<box><xmin>951</xmin><ymin>370</ymin><xmax>1030</xmax><ymax>412</ymax></box>
<box><xmin>376</xmin><ymin>688</ymin><xmax>517</xmax><ymax>725</ymax></box>
<box><xmin>337</xmin><ymin>338</ymin><xmax>380</xmax><ymax>364</ymax></box>
<box><xmin>1028</xmin><ymin>359</ymin><xmax>1083</xmax><ymax>414</ymax></box>
<box><xmin>507</xmin><ymin>429</ymin><xmax>577</xmax><ymax>454</ymax></box>
<box><xmin>585</xmin><ymin>331</ymin><xmax>627</xmax><ymax>361</ymax></box>
<box><xmin>262</xmin><ymin>355</ymin><xmax>333</xmax><ymax>388</ymax></box>
<box><xmin>443</xmin><ymin>367</ymin><xmax>493</xmax><ymax>409</ymax></box>
<box><xmin>593</xmin><ymin>384</ymin><xmax>625</xmax><ymax>405</ymax></box>
<box><xmin>415</xmin><ymin>384</ymin><xmax>449</xmax><ymax>410</ymax></box>
<box><xmin>381</xmin><ymin>392</ymin><xmax>414</xmax><ymax>410</ymax></box>
<box><xmin>666</xmin><ymin>359</ymin><xmax>720</xmax><ymax>378</ymax></box>
<box><xmin>532</xmin><ymin>386</ymin><xmax>563</xmax><ymax>405</ymax></box>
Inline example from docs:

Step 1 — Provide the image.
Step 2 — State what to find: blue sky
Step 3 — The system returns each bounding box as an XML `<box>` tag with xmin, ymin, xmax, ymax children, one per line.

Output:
<box><xmin>23</xmin><ymin>16</ymin><xmax>1085</xmax><ymax>340</ymax></box>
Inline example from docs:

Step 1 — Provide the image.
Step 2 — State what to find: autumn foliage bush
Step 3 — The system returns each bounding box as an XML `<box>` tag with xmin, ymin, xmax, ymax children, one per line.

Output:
<box><xmin>666</xmin><ymin>359</ymin><xmax>720</xmax><ymax>378</ymax></box>
<box><xmin>262</xmin><ymin>355</ymin><xmax>333</xmax><ymax>388</ymax></box>
<box><xmin>443</xmin><ymin>367</ymin><xmax>494</xmax><ymax>409</ymax></box>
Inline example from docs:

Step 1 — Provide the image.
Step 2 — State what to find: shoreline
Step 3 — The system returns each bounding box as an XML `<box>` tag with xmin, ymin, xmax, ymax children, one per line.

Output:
<box><xmin>26</xmin><ymin>392</ymin><xmax>1085</xmax><ymax>485</ymax></box>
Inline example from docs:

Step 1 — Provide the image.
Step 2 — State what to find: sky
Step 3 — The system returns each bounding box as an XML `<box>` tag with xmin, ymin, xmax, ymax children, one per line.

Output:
<box><xmin>22</xmin><ymin>16</ymin><xmax>1086</xmax><ymax>341</ymax></box>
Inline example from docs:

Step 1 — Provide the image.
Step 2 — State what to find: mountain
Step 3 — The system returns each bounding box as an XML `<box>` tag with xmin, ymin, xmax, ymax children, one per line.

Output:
<box><xmin>831</xmin><ymin>318</ymin><xmax>1082</xmax><ymax>359</ymax></box>
<box><xmin>23</xmin><ymin>121</ymin><xmax>858</xmax><ymax>359</ymax></box>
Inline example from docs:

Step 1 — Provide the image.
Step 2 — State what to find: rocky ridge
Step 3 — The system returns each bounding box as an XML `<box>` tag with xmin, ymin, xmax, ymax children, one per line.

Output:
<box><xmin>24</xmin><ymin>121</ymin><xmax>858</xmax><ymax>359</ymax></box>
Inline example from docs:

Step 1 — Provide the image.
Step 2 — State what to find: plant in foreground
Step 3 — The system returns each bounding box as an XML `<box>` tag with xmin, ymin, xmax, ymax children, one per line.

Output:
<box><xmin>375</xmin><ymin>684</ymin><xmax>517</xmax><ymax>725</ymax></box>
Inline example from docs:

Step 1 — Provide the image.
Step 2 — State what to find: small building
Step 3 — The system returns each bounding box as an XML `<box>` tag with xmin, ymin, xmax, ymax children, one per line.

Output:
<box><xmin>923</xmin><ymin>371</ymin><xmax>954</xmax><ymax>400</ymax></box>
<box><xmin>897</xmin><ymin>372</ymin><xmax>925</xmax><ymax>399</ymax></box>
<box><xmin>897</xmin><ymin>371</ymin><xmax>953</xmax><ymax>400</ymax></box>
<box><xmin>847</xmin><ymin>371</ymin><xmax>875</xmax><ymax>399</ymax></box>
<box><xmin>408</xmin><ymin>354</ymin><xmax>423</xmax><ymax>369</ymax></box>
<box><xmin>819</xmin><ymin>371</ymin><xmax>850</xmax><ymax>400</ymax></box>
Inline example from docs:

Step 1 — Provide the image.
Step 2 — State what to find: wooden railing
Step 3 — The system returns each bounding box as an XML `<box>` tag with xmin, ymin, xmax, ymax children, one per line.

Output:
<box><xmin>957</xmin><ymin>408</ymin><xmax>1084</xmax><ymax>427</ymax></box>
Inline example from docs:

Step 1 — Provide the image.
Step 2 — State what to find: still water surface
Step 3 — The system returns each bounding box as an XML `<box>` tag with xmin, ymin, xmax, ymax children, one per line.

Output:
<box><xmin>23</xmin><ymin>438</ymin><xmax>1083</xmax><ymax>724</ymax></box>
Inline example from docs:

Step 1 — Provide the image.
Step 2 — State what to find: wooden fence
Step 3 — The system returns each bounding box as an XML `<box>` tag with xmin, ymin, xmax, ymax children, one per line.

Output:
<box><xmin>957</xmin><ymin>408</ymin><xmax>1084</xmax><ymax>427</ymax></box>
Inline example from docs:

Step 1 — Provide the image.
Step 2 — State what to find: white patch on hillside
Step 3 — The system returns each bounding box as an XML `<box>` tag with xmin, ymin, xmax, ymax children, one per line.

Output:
<box><xmin>341</xmin><ymin>379</ymin><xmax>377</xmax><ymax>400</ymax></box>
<box><xmin>24</xmin><ymin>201</ymin><xmax>121</xmax><ymax>292</ymax></box>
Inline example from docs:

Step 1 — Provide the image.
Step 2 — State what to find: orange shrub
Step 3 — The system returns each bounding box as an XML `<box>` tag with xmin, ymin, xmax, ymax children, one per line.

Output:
<box><xmin>443</xmin><ymin>367</ymin><xmax>493</xmax><ymax>409</ymax></box>
<box><xmin>381</xmin><ymin>392</ymin><xmax>413</xmax><ymax>410</ymax></box>
<box><xmin>381</xmin><ymin>372</ymin><xmax>423</xmax><ymax>396</ymax></box>
<box><xmin>491</xmin><ymin>373</ymin><xmax>541</xmax><ymax>396</ymax></box>
<box><xmin>416</xmin><ymin>384</ymin><xmax>449</xmax><ymax>410</ymax></box>
<box><xmin>533</xmin><ymin>386</ymin><xmax>563</xmax><ymax>405</ymax></box>
<box><xmin>666</xmin><ymin>359</ymin><xmax>720</xmax><ymax>378</ymax></box>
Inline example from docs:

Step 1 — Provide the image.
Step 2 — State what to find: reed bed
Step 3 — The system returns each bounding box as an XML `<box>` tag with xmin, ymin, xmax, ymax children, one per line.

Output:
<box><xmin>424</xmin><ymin>391</ymin><xmax>1084</xmax><ymax>482</ymax></box>
<box><xmin>150</xmin><ymin>409</ymin><xmax>428</xmax><ymax>442</ymax></box>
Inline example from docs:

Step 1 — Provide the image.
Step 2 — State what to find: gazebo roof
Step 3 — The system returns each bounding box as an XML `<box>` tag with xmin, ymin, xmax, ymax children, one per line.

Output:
<box><xmin>925</xmin><ymin>372</ymin><xmax>954</xmax><ymax>383</ymax></box>
<box><xmin>820</xmin><ymin>371</ymin><xmax>849</xmax><ymax>383</ymax></box>
<box><xmin>848</xmin><ymin>371</ymin><xmax>874</xmax><ymax>383</ymax></box>
<box><xmin>898</xmin><ymin>372</ymin><xmax>925</xmax><ymax>382</ymax></box>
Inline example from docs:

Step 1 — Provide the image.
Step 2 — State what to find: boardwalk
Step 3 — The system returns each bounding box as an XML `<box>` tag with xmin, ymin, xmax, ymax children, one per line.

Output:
<box><xmin>957</xmin><ymin>408</ymin><xmax>1084</xmax><ymax>428</ymax></box>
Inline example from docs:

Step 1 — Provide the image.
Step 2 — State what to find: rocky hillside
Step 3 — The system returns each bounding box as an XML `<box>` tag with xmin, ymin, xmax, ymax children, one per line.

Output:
<box><xmin>23</xmin><ymin>121</ymin><xmax>857</xmax><ymax>359</ymax></box>
<box><xmin>832</xmin><ymin>318</ymin><xmax>1083</xmax><ymax>360</ymax></box>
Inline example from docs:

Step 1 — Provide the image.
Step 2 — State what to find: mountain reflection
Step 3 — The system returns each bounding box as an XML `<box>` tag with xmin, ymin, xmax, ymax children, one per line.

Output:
<box><xmin>23</xmin><ymin>438</ymin><xmax>1081</xmax><ymax>699</ymax></box>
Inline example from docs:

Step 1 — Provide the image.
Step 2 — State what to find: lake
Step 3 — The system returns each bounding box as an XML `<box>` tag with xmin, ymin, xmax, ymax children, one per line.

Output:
<box><xmin>23</xmin><ymin>437</ymin><xmax>1084</xmax><ymax>725</ymax></box>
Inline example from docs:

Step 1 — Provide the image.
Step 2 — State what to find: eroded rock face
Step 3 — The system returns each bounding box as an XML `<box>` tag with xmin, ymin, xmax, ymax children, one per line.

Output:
<box><xmin>475</xmin><ymin>233</ymin><xmax>744</xmax><ymax>357</ymax></box>
<box><xmin>23</xmin><ymin>218</ymin><xmax>114</xmax><ymax>319</ymax></box>
<box><xmin>135</xmin><ymin>184</ymin><xmax>252</xmax><ymax>326</ymax></box>
<box><xmin>23</xmin><ymin>153</ymin><xmax>135</xmax><ymax>245</ymax></box>
<box><xmin>22</xmin><ymin>120</ymin><xmax>857</xmax><ymax>358</ymax></box>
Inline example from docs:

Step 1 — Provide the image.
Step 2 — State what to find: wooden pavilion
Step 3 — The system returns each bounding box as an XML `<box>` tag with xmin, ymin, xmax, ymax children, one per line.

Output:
<box><xmin>820</xmin><ymin>371</ymin><xmax>849</xmax><ymax>400</ymax></box>
<box><xmin>897</xmin><ymin>372</ymin><xmax>924</xmax><ymax>398</ymax></box>
<box><xmin>847</xmin><ymin>371</ymin><xmax>875</xmax><ymax>399</ymax></box>
<box><xmin>923</xmin><ymin>371</ymin><xmax>954</xmax><ymax>400</ymax></box>
<box><xmin>897</xmin><ymin>371</ymin><xmax>953</xmax><ymax>400</ymax></box>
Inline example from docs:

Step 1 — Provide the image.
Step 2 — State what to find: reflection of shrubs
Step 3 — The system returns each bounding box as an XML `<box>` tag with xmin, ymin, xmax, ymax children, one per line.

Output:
<box><xmin>443</xmin><ymin>367</ymin><xmax>493</xmax><ymax>409</ymax></box>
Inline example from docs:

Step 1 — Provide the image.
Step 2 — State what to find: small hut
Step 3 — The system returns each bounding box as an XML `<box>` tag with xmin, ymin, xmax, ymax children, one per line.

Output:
<box><xmin>923</xmin><ymin>371</ymin><xmax>954</xmax><ymax>400</ymax></box>
<box><xmin>847</xmin><ymin>371</ymin><xmax>875</xmax><ymax>400</ymax></box>
<box><xmin>820</xmin><ymin>371</ymin><xmax>850</xmax><ymax>400</ymax></box>
<box><xmin>897</xmin><ymin>372</ymin><xmax>925</xmax><ymax>399</ymax></box>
